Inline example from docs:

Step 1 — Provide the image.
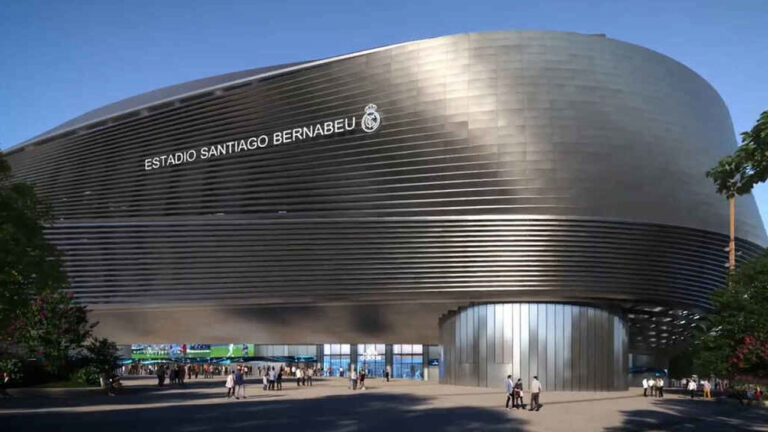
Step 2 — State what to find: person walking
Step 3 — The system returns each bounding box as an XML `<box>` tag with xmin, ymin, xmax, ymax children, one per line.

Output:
<box><xmin>648</xmin><ymin>376</ymin><xmax>655</xmax><ymax>397</ymax></box>
<box><xmin>350</xmin><ymin>368</ymin><xmax>358</xmax><ymax>390</ymax></box>
<box><xmin>385</xmin><ymin>365</ymin><xmax>391</xmax><ymax>382</ymax></box>
<box><xmin>234</xmin><ymin>367</ymin><xmax>246</xmax><ymax>399</ymax></box>
<box><xmin>702</xmin><ymin>380</ymin><xmax>711</xmax><ymax>399</ymax></box>
<box><xmin>307</xmin><ymin>367</ymin><xmax>313</xmax><ymax>386</ymax></box>
<box><xmin>157</xmin><ymin>366</ymin><xmax>166</xmax><ymax>387</ymax></box>
<box><xmin>296</xmin><ymin>367</ymin><xmax>303</xmax><ymax>386</ymax></box>
<box><xmin>656</xmin><ymin>377</ymin><xmax>664</xmax><ymax>398</ymax></box>
<box><xmin>530</xmin><ymin>376</ymin><xmax>542</xmax><ymax>411</ymax></box>
<box><xmin>225</xmin><ymin>370</ymin><xmax>235</xmax><ymax>399</ymax></box>
<box><xmin>262</xmin><ymin>371</ymin><xmax>268</xmax><ymax>391</ymax></box>
<box><xmin>277</xmin><ymin>367</ymin><xmax>283</xmax><ymax>390</ymax></box>
<box><xmin>359</xmin><ymin>369</ymin><xmax>366</xmax><ymax>390</ymax></box>
<box><xmin>687</xmin><ymin>379</ymin><xmax>697</xmax><ymax>399</ymax></box>
<box><xmin>505</xmin><ymin>375</ymin><xmax>515</xmax><ymax>410</ymax></box>
<box><xmin>1</xmin><ymin>372</ymin><xmax>11</xmax><ymax>398</ymax></box>
<box><xmin>642</xmin><ymin>377</ymin><xmax>648</xmax><ymax>397</ymax></box>
<box><xmin>514</xmin><ymin>378</ymin><xmax>524</xmax><ymax>409</ymax></box>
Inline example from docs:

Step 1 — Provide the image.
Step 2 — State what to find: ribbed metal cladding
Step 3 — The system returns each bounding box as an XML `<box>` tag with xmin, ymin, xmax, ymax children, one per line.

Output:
<box><xmin>43</xmin><ymin>217</ymin><xmax>760</xmax><ymax>310</ymax></box>
<box><xmin>3</xmin><ymin>30</ymin><xmax>766</xmax><ymax>359</ymax></box>
<box><xmin>440</xmin><ymin>303</ymin><xmax>628</xmax><ymax>391</ymax></box>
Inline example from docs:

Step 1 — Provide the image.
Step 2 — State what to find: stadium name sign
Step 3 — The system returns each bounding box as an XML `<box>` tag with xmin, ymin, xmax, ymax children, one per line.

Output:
<box><xmin>143</xmin><ymin>104</ymin><xmax>382</xmax><ymax>171</ymax></box>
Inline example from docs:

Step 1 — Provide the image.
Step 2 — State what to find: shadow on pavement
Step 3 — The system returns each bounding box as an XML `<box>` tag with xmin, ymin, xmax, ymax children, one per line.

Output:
<box><xmin>605</xmin><ymin>396</ymin><xmax>768</xmax><ymax>431</ymax></box>
<box><xmin>1</xmin><ymin>380</ymin><xmax>526</xmax><ymax>432</ymax></box>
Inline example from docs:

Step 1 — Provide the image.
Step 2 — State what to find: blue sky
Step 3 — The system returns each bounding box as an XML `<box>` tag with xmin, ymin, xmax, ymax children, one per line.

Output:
<box><xmin>1</xmin><ymin>0</ymin><xmax>767</xmax><ymax>224</ymax></box>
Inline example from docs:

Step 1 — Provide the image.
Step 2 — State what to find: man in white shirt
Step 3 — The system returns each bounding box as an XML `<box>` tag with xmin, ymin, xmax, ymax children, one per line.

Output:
<box><xmin>687</xmin><ymin>379</ymin><xmax>697</xmax><ymax>399</ymax></box>
<box><xmin>505</xmin><ymin>375</ymin><xmax>515</xmax><ymax>409</ymax></box>
<box><xmin>642</xmin><ymin>377</ymin><xmax>648</xmax><ymax>397</ymax></box>
<box><xmin>530</xmin><ymin>376</ymin><xmax>542</xmax><ymax>411</ymax></box>
<box><xmin>648</xmin><ymin>376</ymin><xmax>656</xmax><ymax>397</ymax></box>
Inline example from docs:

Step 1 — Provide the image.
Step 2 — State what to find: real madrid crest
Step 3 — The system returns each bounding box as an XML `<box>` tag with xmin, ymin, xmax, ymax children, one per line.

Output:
<box><xmin>361</xmin><ymin>103</ymin><xmax>381</xmax><ymax>133</ymax></box>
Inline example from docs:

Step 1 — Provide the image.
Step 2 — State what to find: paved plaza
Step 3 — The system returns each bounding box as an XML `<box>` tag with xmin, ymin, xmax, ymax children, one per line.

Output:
<box><xmin>1</xmin><ymin>376</ymin><xmax>766</xmax><ymax>431</ymax></box>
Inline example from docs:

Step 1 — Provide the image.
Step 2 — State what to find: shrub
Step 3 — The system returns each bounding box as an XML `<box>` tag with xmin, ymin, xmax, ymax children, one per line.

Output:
<box><xmin>0</xmin><ymin>357</ymin><xmax>23</xmax><ymax>385</ymax></box>
<box><xmin>72</xmin><ymin>365</ymin><xmax>101</xmax><ymax>386</ymax></box>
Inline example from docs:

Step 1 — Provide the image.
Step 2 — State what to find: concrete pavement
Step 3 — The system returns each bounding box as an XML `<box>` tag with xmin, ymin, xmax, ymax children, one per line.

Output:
<box><xmin>1</xmin><ymin>376</ymin><xmax>766</xmax><ymax>431</ymax></box>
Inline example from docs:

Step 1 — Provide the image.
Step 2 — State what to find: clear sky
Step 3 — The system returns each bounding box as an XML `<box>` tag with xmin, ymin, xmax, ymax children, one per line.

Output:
<box><xmin>2</xmin><ymin>0</ymin><xmax>767</xmax><ymax>224</ymax></box>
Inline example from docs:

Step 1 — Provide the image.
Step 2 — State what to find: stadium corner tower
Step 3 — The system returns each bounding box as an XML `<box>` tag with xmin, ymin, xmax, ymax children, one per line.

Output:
<box><xmin>5</xmin><ymin>31</ymin><xmax>765</xmax><ymax>390</ymax></box>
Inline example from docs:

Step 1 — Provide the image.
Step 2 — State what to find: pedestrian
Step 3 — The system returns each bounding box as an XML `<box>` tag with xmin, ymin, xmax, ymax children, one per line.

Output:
<box><xmin>648</xmin><ymin>376</ymin><xmax>655</xmax><ymax>397</ymax></box>
<box><xmin>359</xmin><ymin>369</ymin><xmax>366</xmax><ymax>390</ymax></box>
<box><xmin>296</xmin><ymin>367</ymin><xmax>303</xmax><ymax>386</ymax></box>
<box><xmin>530</xmin><ymin>376</ymin><xmax>542</xmax><ymax>411</ymax></box>
<box><xmin>235</xmin><ymin>367</ymin><xmax>246</xmax><ymax>399</ymax></box>
<box><xmin>656</xmin><ymin>377</ymin><xmax>664</xmax><ymax>398</ymax></box>
<box><xmin>386</xmin><ymin>365</ymin><xmax>391</xmax><ymax>382</ymax></box>
<box><xmin>350</xmin><ymin>368</ymin><xmax>358</xmax><ymax>390</ymax></box>
<box><xmin>642</xmin><ymin>377</ymin><xmax>648</xmax><ymax>397</ymax></box>
<box><xmin>702</xmin><ymin>380</ymin><xmax>711</xmax><ymax>399</ymax></box>
<box><xmin>1</xmin><ymin>371</ymin><xmax>11</xmax><ymax>398</ymax></box>
<box><xmin>514</xmin><ymin>378</ymin><xmax>524</xmax><ymax>409</ymax></box>
<box><xmin>307</xmin><ymin>367</ymin><xmax>313</xmax><ymax>386</ymax></box>
<box><xmin>263</xmin><ymin>371</ymin><xmax>268</xmax><ymax>391</ymax></box>
<box><xmin>277</xmin><ymin>367</ymin><xmax>283</xmax><ymax>390</ymax></box>
<box><xmin>505</xmin><ymin>375</ymin><xmax>514</xmax><ymax>410</ymax></box>
<box><xmin>687</xmin><ymin>379</ymin><xmax>697</xmax><ymax>399</ymax></box>
<box><xmin>225</xmin><ymin>370</ymin><xmax>235</xmax><ymax>399</ymax></box>
<box><xmin>157</xmin><ymin>366</ymin><xmax>166</xmax><ymax>387</ymax></box>
<box><xmin>339</xmin><ymin>366</ymin><xmax>344</xmax><ymax>377</ymax></box>
<box><xmin>268</xmin><ymin>367</ymin><xmax>276</xmax><ymax>390</ymax></box>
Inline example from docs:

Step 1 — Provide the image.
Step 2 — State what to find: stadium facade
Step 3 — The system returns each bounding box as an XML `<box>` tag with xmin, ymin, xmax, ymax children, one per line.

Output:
<box><xmin>5</xmin><ymin>30</ymin><xmax>765</xmax><ymax>390</ymax></box>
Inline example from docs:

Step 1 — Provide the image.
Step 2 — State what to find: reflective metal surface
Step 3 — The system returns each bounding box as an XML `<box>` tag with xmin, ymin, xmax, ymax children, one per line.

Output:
<box><xmin>4</xmin><ymin>31</ymin><xmax>765</xmax><ymax>360</ymax></box>
<box><xmin>440</xmin><ymin>303</ymin><xmax>628</xmax><ymax>391</ymax></box>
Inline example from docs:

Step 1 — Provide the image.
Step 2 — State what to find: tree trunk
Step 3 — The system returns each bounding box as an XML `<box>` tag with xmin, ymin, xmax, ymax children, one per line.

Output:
<box><xmin>729</xmin><ymin>196</ymin><xmax>736</xmax><ymax>272</ymax></box>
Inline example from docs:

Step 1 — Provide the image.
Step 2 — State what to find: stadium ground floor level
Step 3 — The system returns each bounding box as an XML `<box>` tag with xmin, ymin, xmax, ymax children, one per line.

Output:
<box><xmin>95</xmin><ymin>301</ymin><xmax>670</xmax><ymax>391</ymax></box>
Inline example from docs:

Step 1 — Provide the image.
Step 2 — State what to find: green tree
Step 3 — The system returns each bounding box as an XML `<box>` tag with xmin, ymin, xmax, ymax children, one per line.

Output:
<box><xmin>84</xmin><ymin>337</ymin><xmax>119</xmax><ymax>383</ymax></box>
<box><xmin>0</xmin><ymin>152</ymin><xmax>68</xmax><ymax>330</ymax></box>
<box><xmin>706</xmin><ymin>109</ymin><xmax>768</xmax><ymax>270</ymax></box>
<box><xmin>1</xmin><ymin>151</ymin><xmax>96</xmax><ymax>377</ymax></box>
<box><xmin>7</xmin><ymin>289</ymin><xmax>94</xmax><ymax>375</ymax></box>
<box><xmin>693</xmin><ymin>254</ymin><xmax>768</xmax><ymax>378</ymax></box>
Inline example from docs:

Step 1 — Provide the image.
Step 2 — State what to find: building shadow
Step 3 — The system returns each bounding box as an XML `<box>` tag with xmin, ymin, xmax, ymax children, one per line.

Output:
<box><xmin>605</xmin><ymin>397</ymin><xmax>768</xmax><ymax>431</ymax></box>
<box><xmin>1</xmin><ymin>381</ymin><xmax>526</xmax><ymax>432</ymax></box>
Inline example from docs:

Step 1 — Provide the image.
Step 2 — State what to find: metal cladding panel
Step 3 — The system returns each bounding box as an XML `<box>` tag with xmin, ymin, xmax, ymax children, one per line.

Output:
<box><xmin>440</xmin><ymin>303</ymin><xmax>628</xmax><ymax>391</ymax></box>
<box><xmin>3</xmin><ymin>31</ymin><xmax>766</xmax><ymax>353</ymax></box>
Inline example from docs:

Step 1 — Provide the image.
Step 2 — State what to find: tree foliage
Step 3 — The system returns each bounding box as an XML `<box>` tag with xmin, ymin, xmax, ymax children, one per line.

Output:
<box><xmin>84</xmin><ymin>337</ymin><xmax>119</xmax><ymax>379</ymax></box>
<box><xmin>706</xmin><ymin>110</ymin><xmax>768</xmax><ymax>197</ymax></box>
<box><xmin>0</xmin><ymin>153</ymin><xmax>68</xmax><ymax>331</ymax></box>
<box><xmin>693</xmin><ymin>255</ymin><xmax>768</xmax><ymax>378</ymax></box>
<box><xmin>6</xmin><ymin>290</ymin><xmax>95</xmax><ymax>375</ymax></box>
<box><xmin>0</xmin><ymin>152</ymin><xmax>99</xmax><ymax>378</ymax></box>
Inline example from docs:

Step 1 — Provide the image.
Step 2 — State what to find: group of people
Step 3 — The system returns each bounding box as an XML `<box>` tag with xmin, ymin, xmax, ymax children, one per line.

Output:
<box><xmin>505</xmin><ymin>375</ymin><xmax>543</xmax><ymax>411</ymax></box>
<box><xmin>155</xmin><ymin>364</ymin><xmax>188</xmax><ymax>386</ymax></box>
<box><xmin>347</xmin><ymin>368</ymin><xmax>367</xmax><ymax>390</ymax></box>
<box><xmin>641</xmin><ymin>377</ymin><xmax>665</xmax><ymax>398</ymax></box>
<box><xmin>293</xmin><ymin>366</ymin><xmax>315</xmax><ymax>387</ymax></box>
<box><xmin>225</xmin><ymin>366</ymin><xmax>248</xmax><ymax>399</ymax></box>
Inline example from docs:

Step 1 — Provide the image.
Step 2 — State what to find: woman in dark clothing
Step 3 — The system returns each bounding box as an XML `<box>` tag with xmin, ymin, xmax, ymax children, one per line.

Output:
<box><xmin>514</xmin><ymin>378</ymin><xmax>524</xmax><ymax>409</ymax></box>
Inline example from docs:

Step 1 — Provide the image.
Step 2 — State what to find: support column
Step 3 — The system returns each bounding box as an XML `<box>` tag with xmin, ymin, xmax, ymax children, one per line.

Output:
<box><xmin>439</xmin><ymin>303</ymin><xmax>628</xmax><ymax>391</ymax></box>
